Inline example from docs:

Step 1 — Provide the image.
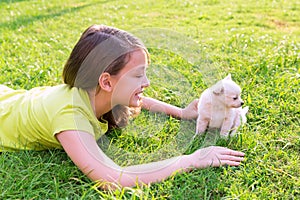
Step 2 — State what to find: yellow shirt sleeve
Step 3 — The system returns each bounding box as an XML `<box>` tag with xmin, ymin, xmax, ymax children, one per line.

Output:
<box><xmin>51</xmin><ymin>106</ymin><xmax>95</xmax><ymax>137</ymax></box>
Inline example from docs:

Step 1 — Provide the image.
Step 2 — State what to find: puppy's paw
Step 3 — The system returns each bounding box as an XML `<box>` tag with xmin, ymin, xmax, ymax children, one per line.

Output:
<box><xmin>193</xmin><ymin>125</ymin><xmax>206</xmax><ymax>140</ymax></box>
<box><xmin>196</xmin><ymin>118</ymin><xmax>208</xmax><ymax>134</ymax></box>
<box><xmin>196</xmin><ymin>126</ymin><xmax>206</xmax><ymax>135</ymax></box>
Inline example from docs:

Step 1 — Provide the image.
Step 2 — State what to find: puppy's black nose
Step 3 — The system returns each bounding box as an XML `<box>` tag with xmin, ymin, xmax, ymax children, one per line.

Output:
<box><xmin>241</xmin><ymin>102</ymin><xmax>244</xmax><ymax>106</ymax></box>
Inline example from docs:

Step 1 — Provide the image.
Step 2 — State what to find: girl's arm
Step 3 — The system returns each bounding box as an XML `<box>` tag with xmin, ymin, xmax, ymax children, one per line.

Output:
<box><xmin>142</xmin><ymin>96</ymin><xmax>199</xmax><ymax>120</ymax></box>
<box><xmin>56</xmin><ymin>130</ymin><xmax>244</xmax><ymax>189</ymax></box>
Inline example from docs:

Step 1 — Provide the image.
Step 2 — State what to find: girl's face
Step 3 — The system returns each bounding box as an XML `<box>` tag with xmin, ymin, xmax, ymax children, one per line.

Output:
<box><xmin>111</xmin><ymin>49</ymin><xmax>150</xmax><ymax>107</ymax></box>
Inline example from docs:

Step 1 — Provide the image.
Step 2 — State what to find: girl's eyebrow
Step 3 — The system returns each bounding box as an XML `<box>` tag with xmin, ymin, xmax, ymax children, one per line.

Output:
<box><xmin>135</xmin><ymin>66</ymin><xmax>146</xmax><ymax>72</ymax></box>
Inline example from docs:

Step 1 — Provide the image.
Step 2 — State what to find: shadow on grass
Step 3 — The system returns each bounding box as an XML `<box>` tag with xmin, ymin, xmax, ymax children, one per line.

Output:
<box><xmin>0</xmin><ymin>1</ymin><xmax>112</xmax><ymax>30</ymax></box>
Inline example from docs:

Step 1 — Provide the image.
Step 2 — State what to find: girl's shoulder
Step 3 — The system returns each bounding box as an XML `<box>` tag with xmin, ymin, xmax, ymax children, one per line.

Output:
<box><xmin>33</xmin><ymin>84</ymin><xmax>91</xmax><ymax>109</ymax></box>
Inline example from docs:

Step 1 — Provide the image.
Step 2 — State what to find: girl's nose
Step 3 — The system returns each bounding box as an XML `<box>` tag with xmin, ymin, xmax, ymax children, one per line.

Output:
<box><xmin>142</xmin><ymin>76</ymin><xmax>150</xmax><ymax>88</ymax></box>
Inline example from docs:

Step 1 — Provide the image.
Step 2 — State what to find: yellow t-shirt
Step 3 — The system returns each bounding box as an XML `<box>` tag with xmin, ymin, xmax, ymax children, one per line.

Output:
<box><xmin>0</xmin><ymin>84</ymin><xmax>108</xmax><ymax>151</ymax></box>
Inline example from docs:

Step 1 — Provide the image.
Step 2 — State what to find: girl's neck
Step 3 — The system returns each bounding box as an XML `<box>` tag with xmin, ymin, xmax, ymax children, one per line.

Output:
<box><xmin>87</xmin><ymin>89</ymin><xmax>112</xmax><ymax>119</ymax></box>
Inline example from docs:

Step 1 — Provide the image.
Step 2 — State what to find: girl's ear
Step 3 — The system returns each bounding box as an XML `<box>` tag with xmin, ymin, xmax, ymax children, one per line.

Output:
<box><xmin>98</xmin><ymin>72</ymin><xmax>112</xmax><ymax>92</ymax></box>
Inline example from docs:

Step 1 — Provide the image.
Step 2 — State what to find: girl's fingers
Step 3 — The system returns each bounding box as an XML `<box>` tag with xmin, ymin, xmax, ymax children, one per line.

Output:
<box><xmin>228</xmin><ymin>150</ymin><xmax>245</xmax><ymax>157</ymax></box>
<box><xmin>218</xmin><ymin>155</ymin><xmax>245</xmax><ymax>162</ymax></box>
<box><xmin>219</xmin><ymin>148</ymin><xmax>245</xmax><ymax>157</ymax></box>
<box><xmin>210</xmin><ymin>158</ymin><xmax>242</xmax><ymax>167</ymax></box>
<box><xmin>221</xmin><ymin>160</ymin><xmax>242</xmax><ymax>166</ymax></box>
<box><xmin>195</xmin><ymin>146</ymin><xmax>245</xmax><ymax>167</ymax></box>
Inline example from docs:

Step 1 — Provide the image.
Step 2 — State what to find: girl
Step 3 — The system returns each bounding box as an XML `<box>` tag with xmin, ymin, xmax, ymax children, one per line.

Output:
<box><xmin>0</xmin><ymin>25</ymin><xmax>244</xmax><ymax>188</ymax></box>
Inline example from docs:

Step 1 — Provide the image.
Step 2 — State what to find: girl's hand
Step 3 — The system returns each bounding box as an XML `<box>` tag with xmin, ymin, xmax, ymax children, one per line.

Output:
<box><xmin>181</xmin><ymin>99</ymin><xmax>199</xmax><ymax>120</ymax></box>
<box><xmin>190</xmin><ymin>146</ymin><xmax>245</xmax><ymax>168</ymax></box>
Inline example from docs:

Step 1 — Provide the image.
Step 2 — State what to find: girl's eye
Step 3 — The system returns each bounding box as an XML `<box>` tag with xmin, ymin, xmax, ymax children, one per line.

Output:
<box><xmin>136</xmin><ymin>75</ymin><xmax>143</xmax><ymax>78</ymax></box>
<box><xmin>233</xmin><ymin>97</ymin><xmax>238</xmax><ymax>100</ymax></box>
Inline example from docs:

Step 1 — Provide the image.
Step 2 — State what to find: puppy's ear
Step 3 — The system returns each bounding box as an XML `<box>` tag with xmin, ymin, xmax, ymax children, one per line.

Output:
<box><xmin>211</xmin><ymin>82</ymin><xmax>224</xmax><ymax>95</ymax></box>
<box><xmin>224</xmin><ymin>74</ymin><xmax>232</xmax><ymax>80</ymax></box>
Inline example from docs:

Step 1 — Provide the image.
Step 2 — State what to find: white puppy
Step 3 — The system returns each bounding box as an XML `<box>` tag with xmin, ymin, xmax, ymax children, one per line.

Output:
<box><xmin>196</xmin><ymin>74</ymin><xmax>248</xmax><ymax>137</ymax></box>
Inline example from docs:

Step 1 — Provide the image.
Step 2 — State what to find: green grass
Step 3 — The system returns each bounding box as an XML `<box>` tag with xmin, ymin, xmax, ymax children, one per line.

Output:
<box><xmin>0</xmin><ymin>0</ymin><xmax>299</xmax><ymax>199</ymax></box>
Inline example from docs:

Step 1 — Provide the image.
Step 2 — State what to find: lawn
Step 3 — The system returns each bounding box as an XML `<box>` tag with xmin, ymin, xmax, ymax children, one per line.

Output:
<box><xmin>0</xmin><ymin>0</ymin><xmax>299</xmax><ymax>199</ymax></box>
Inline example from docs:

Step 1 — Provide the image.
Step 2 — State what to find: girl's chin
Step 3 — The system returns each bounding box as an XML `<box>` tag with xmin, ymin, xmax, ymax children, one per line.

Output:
<box><xmin>129</xmin><ymin>95</ymin><xmax>142</xmax><ymax>107</ymax></box>
<box><xmin>129</xmin><ymin>100</ymin><xmax>142</xmax><ymax>107</ymax></box>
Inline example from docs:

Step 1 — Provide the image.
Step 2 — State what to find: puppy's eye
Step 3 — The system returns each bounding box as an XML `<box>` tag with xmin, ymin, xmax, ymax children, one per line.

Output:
<box><xmin>233</xmin><ymin>97</ymin><xmax>238</xmax><ymax>100</ymax></box>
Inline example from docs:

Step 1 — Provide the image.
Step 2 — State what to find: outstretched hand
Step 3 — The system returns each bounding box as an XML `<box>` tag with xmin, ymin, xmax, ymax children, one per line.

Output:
<box><xmin>181</xmin><ymin>99</ymin><xmax>199</xmax><ymax>120</ymax></box>
<box><xmin>190</xmin><ymin>146</ymin><xmax>245</xmax><ymax>168</ymax></box>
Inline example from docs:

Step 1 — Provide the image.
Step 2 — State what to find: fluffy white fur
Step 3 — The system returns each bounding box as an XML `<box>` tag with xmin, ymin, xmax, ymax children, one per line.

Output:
<box><xmin>196</xmin><ymin>74</ymin><xmax>248</xmax><ymax>137</ymax></box>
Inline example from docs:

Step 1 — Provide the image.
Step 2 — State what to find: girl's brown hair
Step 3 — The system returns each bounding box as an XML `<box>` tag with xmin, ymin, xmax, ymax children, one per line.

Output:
<box><xmin>63</xmin><ymin>24</ymin><xmax>148</xmax><ymax>129</ymax></box>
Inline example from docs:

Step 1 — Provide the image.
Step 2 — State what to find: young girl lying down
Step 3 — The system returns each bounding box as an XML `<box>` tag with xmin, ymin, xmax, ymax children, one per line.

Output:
<box><xmin>0</xmin><ymin>24</ymin><xmax>244</xmax><ymax>188</ymax></box>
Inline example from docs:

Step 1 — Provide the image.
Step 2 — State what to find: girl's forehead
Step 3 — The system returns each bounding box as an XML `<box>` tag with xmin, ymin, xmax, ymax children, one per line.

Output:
<box><xmin>122</xmin><ymin>50</ymin><xmax>148</xmax><ymax>72</ymax></box>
